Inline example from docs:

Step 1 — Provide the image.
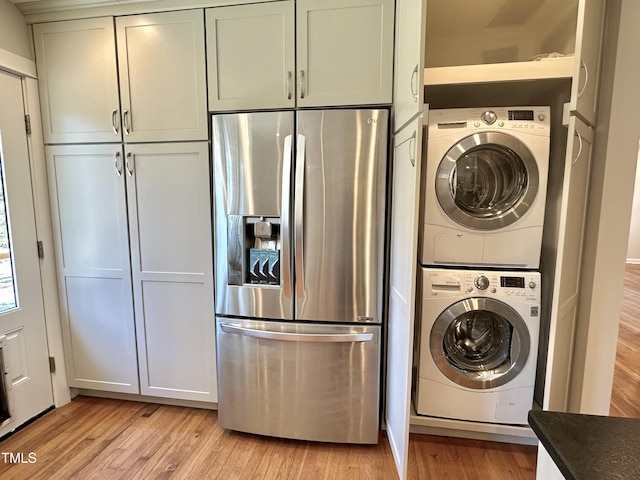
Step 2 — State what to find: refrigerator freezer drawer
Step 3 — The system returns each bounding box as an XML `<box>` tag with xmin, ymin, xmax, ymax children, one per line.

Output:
<box><xmin>216</xmin><ymin>318</ymin><xmax>381</xmax><ymax>444</ymax></box>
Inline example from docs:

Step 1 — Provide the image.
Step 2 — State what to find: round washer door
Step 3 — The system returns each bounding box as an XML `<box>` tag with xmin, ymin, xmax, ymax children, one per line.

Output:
<box><xmin>430</xmin><ymin>297</ymin><xmax>530</xmax><ymax>390</ymax></box>
<box><xmin>436</xmin><ymin>132</ymin><xmax>539</xmax><ymax>231</ymax></box>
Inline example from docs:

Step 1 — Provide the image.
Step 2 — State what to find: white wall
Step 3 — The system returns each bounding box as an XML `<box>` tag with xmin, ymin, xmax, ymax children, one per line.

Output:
<box><xmin>627</xmin><ymin>150</ymin><xmax>640</xmax><ymax>263</ymax></box>
<box><xmin>0</xmin><ymin>0</ymin><xmax>32</xmax><ymax>60</ymax></box>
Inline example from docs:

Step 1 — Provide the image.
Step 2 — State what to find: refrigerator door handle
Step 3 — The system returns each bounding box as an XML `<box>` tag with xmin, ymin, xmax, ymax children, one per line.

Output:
<box><xmin>281</xmin><ymin>134</ymin><xmax>293</xmax><ymax>298</ymax></box>
<box><xmin>294</xmin><ymin>134</ymin><xmax>306</xmax><ymax>298</ymax></box>
<box><xmin>220</xmin><ymin>323</ymin><xmax>374</xmax><ymax>343</ymax></box>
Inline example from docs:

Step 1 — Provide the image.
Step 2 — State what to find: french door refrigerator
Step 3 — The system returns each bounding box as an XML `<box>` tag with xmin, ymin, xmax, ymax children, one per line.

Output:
<box><xmin>212</xmin><ymin>109</ymin><xmax>388</xmax><ymax>444</ymax></box>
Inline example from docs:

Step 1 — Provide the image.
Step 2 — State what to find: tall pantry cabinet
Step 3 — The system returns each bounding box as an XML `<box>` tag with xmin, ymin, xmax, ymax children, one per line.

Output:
<box><xmin>386</xmin><ymin>0</ymin><xmax>606</xmax><ymax>478</ymax></box>
<box><xmin>33</xmin><ymin>10</ymin><xmax>216</xmax><ymax>403</ymax></box>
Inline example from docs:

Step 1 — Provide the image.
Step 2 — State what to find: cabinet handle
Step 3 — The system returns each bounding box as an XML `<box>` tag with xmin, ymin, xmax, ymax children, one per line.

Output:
<box><xmin>409</xmin><ymin>130</ymin><xmax>417</xmax><ymax>167</ymax></box>
<box><xmin>578</xmin><ymin>60</ymin><xmax>589</xmax><ymax>99</ymax></box>
<box><xmin>299</xmin><ymin>70</ymin><xmax>305</xmax><ymax>99</ymax></box>
<box><xmin>114</xmin><ymin>151</ymin><xmax>122</xmax><ymax>176</ymax></box>
<box><xmin>572</xmin><ymin>130</ymin><xmax>583</xmax><ymax>166</ymax></box>
<box><xmin>125</xmin><ymin>152</ymin><xmax>134</xmax><ymax>176</ymax></box>
<box><xmin>286</xmin><ymin>71</ymin><xmax>292</xmax><ymax>100</ymax></box>
<box><xmin>410</xmin><ymin>64</ymin><xmax>419</xmax><ymax>103</ymax></box>
<box><xmin>123</xmin><ymin>109</ymin><xmax>130</xmax><ymax>136</ymax></box>
<box><xmin>111</xmin><ymin>109</ymin><xmax>119</xmax><ymax>135</ymax></box>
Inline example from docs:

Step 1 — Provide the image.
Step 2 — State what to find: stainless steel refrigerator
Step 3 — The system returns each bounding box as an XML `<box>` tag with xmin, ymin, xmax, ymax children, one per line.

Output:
<box><xmin>212</xmin><ymin>109</ymin><xmax>388</xmax><ymax>444</ymax></box>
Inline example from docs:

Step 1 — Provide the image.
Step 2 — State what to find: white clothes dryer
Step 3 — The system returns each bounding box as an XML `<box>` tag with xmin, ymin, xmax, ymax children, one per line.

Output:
<box><xmin>414</xmin><ymin>267</ymin><xmax>540</xmax><ymax>425</ymax></box>
<box><xmin>421</xmin><ymin>106</ymin><xmax>550</xmax><ymax>269</ymax></box>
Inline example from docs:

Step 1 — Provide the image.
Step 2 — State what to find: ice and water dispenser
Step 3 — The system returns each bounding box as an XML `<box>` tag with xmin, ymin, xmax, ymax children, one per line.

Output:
<box><xmin>226</xmin><ymin>215</ymin><xmax>281</xmax><ymax>286</ymax></box>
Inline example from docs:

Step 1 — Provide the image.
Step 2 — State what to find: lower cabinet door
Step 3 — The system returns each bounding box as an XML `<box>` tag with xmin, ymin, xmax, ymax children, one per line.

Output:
<box><xmin>126</xmin><ymin>142</ymin><xmax>216</xmax><ymax>403</ymax></box>
<box><xmin>47</xmin><ymin>144</ymin><xmax>139</xmax><ymax>394</ymax></box>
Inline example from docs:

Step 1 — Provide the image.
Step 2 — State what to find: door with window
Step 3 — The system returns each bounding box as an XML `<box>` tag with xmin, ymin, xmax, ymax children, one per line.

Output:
<box><xmin>0</xmin><ymin>70</ymin><xmax>53</xmax><ymax>437</ymax></box>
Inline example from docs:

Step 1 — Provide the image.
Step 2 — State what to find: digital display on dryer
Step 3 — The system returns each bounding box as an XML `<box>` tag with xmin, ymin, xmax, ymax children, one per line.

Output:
<box><xmin>500</xmin><ymin>276</ymin><xmax>525</xmax><ymax>288</ymax></box>
<box><xmin>508</xmin><ymin>110</ymin><xmax>534</xmax><ymax>121</ymax></box>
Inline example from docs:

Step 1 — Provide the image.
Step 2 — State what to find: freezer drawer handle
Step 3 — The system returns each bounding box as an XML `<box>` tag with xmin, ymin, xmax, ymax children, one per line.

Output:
<box><xmin>220</xmin><ymin>323</ymin><xmax>374</xmax><ymax>343</ymax></box>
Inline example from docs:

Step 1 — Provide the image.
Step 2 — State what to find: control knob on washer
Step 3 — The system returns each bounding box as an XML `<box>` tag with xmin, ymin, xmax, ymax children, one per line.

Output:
<box><xmin>529</xmin><ymin>281</ymin><xmax>537</xmax><ymax>289</ymax></box>
<box><xmin>481</xmin><ymin>111</ymin><xmax>497</xmax><ymax>125</ymax></box>
<box><xmin>474</xmin><ymin>275</ymin><xmax>490</xmax><ymax>290</ymax></box>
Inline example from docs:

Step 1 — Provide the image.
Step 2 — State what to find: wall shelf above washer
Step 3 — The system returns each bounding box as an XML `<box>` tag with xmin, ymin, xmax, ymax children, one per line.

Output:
<box><xmin>425</xmin><ymin>56</ymin><xmax>575</xmax><ymax>86</ymax></box>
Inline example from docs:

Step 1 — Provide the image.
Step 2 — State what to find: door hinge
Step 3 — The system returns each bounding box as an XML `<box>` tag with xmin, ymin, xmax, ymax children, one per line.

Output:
<box><xmin>25</xmin><ymin>114</ymin><xmax>31</xmax><ymax>135</ymax></box>
<box><xmin>37</xmin><ymin>240</ymin><xmax>44</xmax><ymax>259</ymax></box>
<box><xmin>49</xmin><ymin>357</ymin><xmax>56</xmax><ymax>373</ymax></box>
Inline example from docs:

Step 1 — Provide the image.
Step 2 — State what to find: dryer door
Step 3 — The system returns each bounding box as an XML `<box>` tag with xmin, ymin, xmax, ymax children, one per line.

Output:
<box><xmin>436</xmin><ymin>132</ymin><xmax>539</xmax><ymax>231</ymax></box>
<box><xmin>430</xmin><ymin>297</ymin><xmax>530</xmax><ymax>389</ymax></box>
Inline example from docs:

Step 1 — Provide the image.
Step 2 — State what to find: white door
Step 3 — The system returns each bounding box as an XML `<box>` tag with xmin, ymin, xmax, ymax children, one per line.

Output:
<box><xmin>206</xmin><ymin>2</ymin><xmax>295</xmax><ymax>111</ymax></box>
<box><xmin>386</xmin><ymin>115</ymin><xmax>424</xmax><ymax>480</ymax></box>
<box><xmin>32</xmin><ymin>17</ymin><xmax>122</xmax><ymax>144</ymax></box>
<box><xmin>570</xmin><ymin>0</ymin><xmax>606</xmax><ymax>127</ymax></box>
<box><xmin>296</xmin><ymin>0</ymin><xmax>394</xmax><ymax>107</ymax></box>
<box><xmin>46</xmin><ymin>144</ymin><xmax>139</xmax><ymax>394</ymax></box>
<box><xmin>116</xmin><ymin>10</ymin><xmax>208</xmax><ymax>143</ymax></box>
<box><xmin>543</xmin><ymin>117</ymin><xmax>594</xmax><ymax>411</ymax></box>
<box><xmin>0</xmin><ymin>70</ymin><xmax>53</xmax><ymax>436</ymax></box>
<box><xmin>392</xmin><ymin>0</ymin><xmax>426</xmax><ymax>133</ymax></box>
<box><xmin>126</xmin><ymin>142</ymin><xmax>216</xmax><ymax>403</ymax></box>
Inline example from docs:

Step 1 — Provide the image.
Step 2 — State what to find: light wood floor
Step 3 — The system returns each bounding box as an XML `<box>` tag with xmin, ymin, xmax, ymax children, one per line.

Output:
<box><xmin>609</xmin><ymin>263</ymin><xmax>640</xmax><ymax>418</ymax></box>
<box><xmin>1</xmin><ymin>264</ymin><xmax>638</xmax><ymax>480</ymax></box>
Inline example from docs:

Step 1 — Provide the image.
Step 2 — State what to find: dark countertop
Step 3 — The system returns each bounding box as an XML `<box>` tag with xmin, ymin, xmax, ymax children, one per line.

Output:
<box><xmin>528</xmin><ymin>410</ymin><xmax>640</xmax><ymax>480</ymax></box>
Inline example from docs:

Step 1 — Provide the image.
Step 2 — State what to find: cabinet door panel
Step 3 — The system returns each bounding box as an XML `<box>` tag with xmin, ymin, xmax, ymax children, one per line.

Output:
<box><xmin>297</xmin><ymin>0</ymin><xmax>394</xmax><ymax>107</ymax></box>
<box><xmin>126</xmin><ymin>142</ymin><xmax>216</xmax><ymax>402</ymax></box>
<box><xmin>393</xmin><ymin>0</ymin><xmax>426</xmax><ymax>133</ymax></box>
<box><xmin>33</xmin><ymin>18</ymin><xmax>121</xmax><ymax>144</ymax></box>
<box><xmin>386</xmin><ymin>116</ymin><xmax>423</xmax><ymax>480</ymax></box>
<box><xmin>116</xmin><ymin>10</ymin><xmax>208</xmax><ymax>142</ymax></box>
<box><xmin>543</xmin><ymin>118</ymin><xmax>593</xmax><ymax>411</ymax></box>
<box><xmin>47</xmin><ymin>144</ymin><xmax>138</xmax><ymax>393</ymax></box>
<box><xmin>206</xmin><ymin>2</ymin><xmax>295</xmax><ymax>110</ymax></box>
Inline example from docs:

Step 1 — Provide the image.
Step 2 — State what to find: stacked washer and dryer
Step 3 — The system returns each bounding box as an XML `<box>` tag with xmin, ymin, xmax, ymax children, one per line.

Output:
<box><xmin>414</xmin><ymin>106</ymin><xmax>550</xmax><ymax>426</ymax></box>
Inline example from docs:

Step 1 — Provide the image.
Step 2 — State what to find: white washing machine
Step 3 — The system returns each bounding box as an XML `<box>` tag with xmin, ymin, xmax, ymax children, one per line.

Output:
<box><xmin>415</xmin><ymin>267</ymin><xmax>540</xmax><ymax>425</ymax></box>
<box><xmin>421</xmin><ymin>106</ymin><xmax>550</xmax><ymax>269</ymax></box>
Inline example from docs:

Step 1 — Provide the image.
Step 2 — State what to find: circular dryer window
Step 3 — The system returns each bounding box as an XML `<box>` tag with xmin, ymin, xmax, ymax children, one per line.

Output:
<box><xmin>436</xmin><ymin>132</ymin><xmax>539</xmax><ymax>231</ymax></box>
<box><xmin>430</xmin><ymin>297</ymin><xmax>530</xmax><ymax>390</ymax></box>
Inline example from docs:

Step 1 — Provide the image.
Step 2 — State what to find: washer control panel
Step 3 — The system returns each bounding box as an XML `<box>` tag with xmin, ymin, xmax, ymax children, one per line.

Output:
<box><xmin>423</xmin><ymin>268</ymin><xmax>541</xmax><ymax>303</ymax></box>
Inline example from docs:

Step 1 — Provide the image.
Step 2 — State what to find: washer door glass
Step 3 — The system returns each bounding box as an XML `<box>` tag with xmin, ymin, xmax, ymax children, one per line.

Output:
<box><xmin>436</xmin><ymin>132</ymin><xmax>539</xmax><ymax>231</ymax></box>
<box><xmin>430</xmin><ymin>297</ymin><xmax>530</xmax><ymax>390</ymax></box>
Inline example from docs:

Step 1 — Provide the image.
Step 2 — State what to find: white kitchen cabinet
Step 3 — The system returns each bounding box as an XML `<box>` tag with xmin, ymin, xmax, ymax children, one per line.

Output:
<box><xmin>125</xmin><ymin>142</ymin><xmax>216</xmax><ymax>403</ymax></box>
<box><xmin>33</xmin><ymin>18</ymin><xmax>121</xmax><ymax>144</ymax></box>
<box><xmin>296</xmin><ymin>0</ymin><xmax>394</xmax><ymax>107</ymax></box>
<box><xmin>386</xmin><ymin>115</ymin><xmax>424</xmax><ymax>480</ymax></box>
<box><xmin>543</xmin><ymin>117</ymin><xmax>594</xmax><ymax>412</ymax></box>
<box><xmin>47</xmin><ymin>143</ymin><xmax>216</xmax><ymax>403</ymax></box>
<box><xmin>206</xmin><ymin>2</ymin><xmax>295</xmax><ymax>111</ymax></box>
<box><xmin>392</xmin><ymin>0</ymin><xmax>426</xmax><ymax>133</ymax></box>
<box><xmin>115</xmin><ymin>10</ymin><xmax>208</xmax><ymax>142</ymax></box>
<box><xmin>33</xmin><ymin>10</ymin><xmax>207</xmax><ymax>144</ymax></box>
<box><xmin>46</xmin><ymin>144</ymin><xmax>139</xmax><ymax>394</ymax></box>
<box><xmin>205</xmin><ymin>0</ymin><xmax>394</xmax><ymax>111</ymax></box>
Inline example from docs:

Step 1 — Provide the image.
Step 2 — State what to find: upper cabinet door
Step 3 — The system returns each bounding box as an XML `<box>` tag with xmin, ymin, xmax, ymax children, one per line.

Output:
<box><xmin>116</xmin><ymin>10</ymin><xmax>208</xmax><ymax>143</ymax></box>
<box><xmin>393</xmin><ymin>0</ymin><xmax>426</xmax><ymax>133</ymax></box>
<box><xmin>33</xmin><ymin>18</ymin><xmax>122</xmax><ymax>144</ymax></box>
<box><xmin>206</xmin><ymin>2</ymin><xmax>295</xmax><ymax>111</ymax></box>
<box><xmin>296</xmin><ymin>0</ymin><xmax>394</xmax><ymax>107</ymax></box>
<box><xmin>570</xmin><ymin>0</ymin><xmax>606</xmax><ymax>127</ymax></box>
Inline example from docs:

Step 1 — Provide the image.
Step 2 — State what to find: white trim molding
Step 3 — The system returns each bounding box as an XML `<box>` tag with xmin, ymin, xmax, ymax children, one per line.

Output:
<box><xmin>0</xmin><ymin>47</ymin><xmax>36</xmax><ymax>78</ymax></box>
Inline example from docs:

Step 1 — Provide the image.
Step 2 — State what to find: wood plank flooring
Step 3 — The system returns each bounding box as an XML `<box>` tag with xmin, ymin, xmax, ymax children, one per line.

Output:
<box><xmin>1</xmin><ymin>264</ymin><xmax>638</xmax><ymax>479</ymax></box>
<box><xmin>609</xmin><ymin>263</ymin><xmax>640</xmax><ymax>418</ymax></box>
